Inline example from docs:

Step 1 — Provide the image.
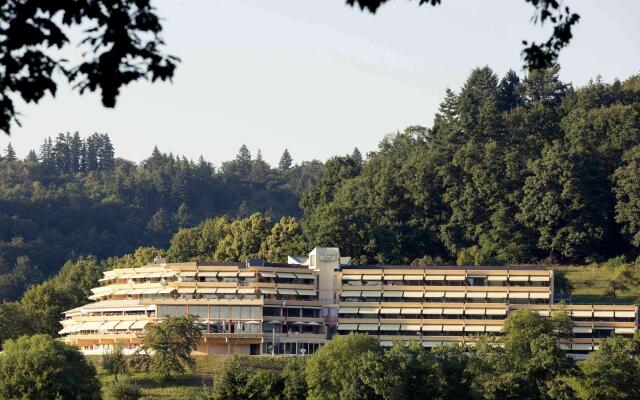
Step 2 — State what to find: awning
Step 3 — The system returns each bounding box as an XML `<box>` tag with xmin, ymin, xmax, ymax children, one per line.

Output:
<box><xmin>158</xmin><ymin>288</ymin><xmax>175</xmax><ymax>294</ymax></box>
<box><xmin>442</xmin><ymin>308</ymin><xmax>464</xmax><ymax>315</ymax></box>
<box><xmin>238</xmin><ymin>288</ymin><xmax>256</xmax><ymax>294</ymax></box>
<box><xmin>114</xmin><ymin>289</ymin><xmax>130</xmax><ymax>295</ymax></box>
<box><xmin>424</xmin><ymin>275</ymin><xmax>445</xmax><ymax>280</ymax></box>
<box><xmin>342</xmin><ymin>274</ymin><xmax>361</xmax><ymax>280</ymax></box>
<box><xmin>177</xmin><ymin>288</ymin><xmax>195</xmax><ymax>294</ymax></box>
<box><xmin>529</xmin><ymin>292</ymin><xmax>550</xmax><ymax>299</ymax></box>
<box><xmin>80</xmin><ymin>321</ymin><xmax>104</xmax><ymax>330</ymax></box>
<box><xmin>276</xmin><ymin>272</ymin><xmax>296</xmax><ymax>279</ymax></box>
<box><xmin>161</xmin><ymin>272</ymin><xmax>176</xmax><ymax>278</ymax></box>
<box><xmin>341</xmin><ymin>290</ymin><xmax>361</xmax><ymax>297</ymax></box>
<box><xmin>487</xmin><ymin>275</ymin><xmax>508</xmax><ymax>281</ymax></box>
<box><xmin>127</xmin><ymin>289</ymin><xmax>144</xmax><ymax>295</ymax></box>
<box><xmin>573</xmin><ymin>327</ymin><xmax>592</xmax><ymax>333</ymax></box>
<box><xmin>99</xmin><ymin>320</ymin><xmax>120</xmax><ymax>331</ymax></box>
<box><xmin>259</xmin><ymin>271</ymin><xmax>277</xmax><ymax>278</ymax></box>
<box><xmin>145</xmin><ymin>272</ymin><xmax>165</xmax><ymax>278</ymax></box>
<box><xmin>466</xmin><ymin>292</ymin><xmax>487</xmax><ymax>299</ymax></box>
<box><xmin>218</xmin><ymin>271</ymin><xmax>238</xmax><ymax>277</ymax></box>
<box><xmin>259</xmin><ymin>288</ymin><xmax>278</xmax><ymax>295</ymax></box>
<box><xmin>340</xmin><ymin>307</ymin><xmax>359</xmax><ymax>313</ymax></box>
<box><xmin>485</xmin><ymin>309</ymin><xmax>507</xmax><ymax>315</ymax></box>
<box><xmin>115</xmin><ymin>321</ymin><xmax>134</xmax><ymax>330</ymax></box>
<box><xmin>359</xmin><ymin>308</ymin><xmax>380</xmax><ymax>314</ymax></box>
<box><xmin>485</xmin><ymin>325</ymin><xmax>502</xmax><ymax>332</ymax></box>
<box><xmin>594</xmin><ymin>311</ymin><xmax>614</xmax><ymax>318</ymax></box>
<box><xmin>508</xmin><ymin>292</ymin><xmax>529</xmax><ymax>299</ymax></box>
<box><xmin>383</xmin><ymin>275</ymin><xmax>404</xmax><ymax>281</ymax></box>
<box><xmin>239</xmin><ymin>271</ymin><xmax>255</xmax><ymax>277</ymax></box>
<box><xmin>379</xmin><ymin>324</ymin><xmax>400</xmax><ymax>331</ymax></box>
<box><xmin>423</xmin><ymin>308</ymin><xmax>443</xmax><ymax>315</ymax></box>
<box><xmin>217</xmin><ymin>288</ymin><xmax>237</xmax><ymax>294</ymax></box>
<box><xmin>465</xmin><ymin>309</ymin><xmax>485</xmax><ymax>315</ymax></box>
<box><xmin>571</xmin><ymin>344</ymin><xmax>593</xmax><ymax>351</ymax></box>
<box><xmin>358</xmin><ymin>324</ymin><xmax>379</xmax><ymax>331</ymax></box>
<box><xmin>362</xmin><ymin>274</ymin><xmax>382</xmax><ymax>280</ymax></box>
<box><xmin>424</xmin><ymin>292</ymin><xmax>445</xmax><ymax>298</ymax></box>
<box><xmin>383</xmin><ymin>291</ymin><xmax>403</xmax><ymax>297</ymax></box>
<box><xmin>277</xmin><ymin>289</ymin><xmax>297</xmax><ymax>295</ymax></box>
<box><xmin>537</xmin><ymin>310</ymin><xmax>551</xmax><ymax>316</ymax></box>
<box><xmin>487</xmin><ymin>292</ymin><xmax>508</xmax><ymax>298</ymax></box>
<box><xmin>198</xmin><ymin>272</ymin><xmax>218</xmax><ymax>277</ymax></box>
<box><xmin>422</xmin><ymin>325</ymin><xmax>442</xmax><ymax>332</ymax></box>
<box><xmin>465</xmin><ymin>325</ymin><xmax>485</xmax><ymax>332</ymax></box>
<box><xmin>615</xmin><ymin>311</ymin><xmax>636</xmax><ymax>318</ymax></box>
<box><xmin>530</xmin><ymin>276</ymin><xmax>550</xmax><ymax>282</ymax></box>
<box><xmin>400</xmin><ymin>308</ymin><xmax>421</xmax><ymax>315</ymax></box>
<box><xmin>442</xmin><ymin>325</ymin><xmax>464</xmax><ymax>332</ymax></box>
<box><xmin>338</xmin><ymin>324</ymin><xmax>358</xmax><ymax>330</ymax></box>
<box><xmin>572</xmin><ymin>310</ymin><xmax>592</xmax><ymax>317</ymax></box>
<box><xmin>295</xmin><ymin>273</ymin><xmax>314</xmax><ymax>280</ymax></box>
<box><xmin>403</xmin><ymin>291</ymin><xmax>423</xmax><ymax>298</ymax></box>
<box><xmin>404</xmin><ymin>275</ymin><xmax>424</xmax><ymax>281</ymax></box>
<box><xmin>509</xmin><ymin>276</ymin><xmax>529</xmax><ymax>282</ymax></box>
<box><xmin>130</xmin><ymin>320</ymin><xmax>150</xmax><ymax>330</ymax></box>
<box><xmin>180</xmin><ymin>271</ymin><xmax>197</xmax><ymax>277</ymax></box>
<box><xmin>445</xmin><ymin>291</ymin><xmax>465</xmax><ymax>298</ymax></box>
<box><xmin>140</xmin><ymin>288</ymin><xmax>160</xmax><ymax>295</ymax></box>
<box><xmin>400</xmin><ymin>324</ymin><xmax>421</xmax><ymax>331</ymax></box>
<box><xmin>196</xmin><ymin>288</ymin><xmax>218</xmax><ymax>294</ymax></box>
<box><xmin>361</xmin><ymin>291</ymin><xmax>382</xmax><ymax>297</ymax></box>
<box><xmin>296</xmin><ymin>289</ymin><xmax>316</xmax><ymax>296</ymax></box>
<box><xmin>445</xmin><ymin>275</ymin><xmax>466</xmax><ymax>281</ymax></box>
<box><xmin>615</xmin><ymin>327</ymin><xmax>636</xmax><ymax>334</ymax></box>
<box><xmin>379</xmin><ymin>308</ymin><xmax>401</xmax><ymax>314</ymax></box>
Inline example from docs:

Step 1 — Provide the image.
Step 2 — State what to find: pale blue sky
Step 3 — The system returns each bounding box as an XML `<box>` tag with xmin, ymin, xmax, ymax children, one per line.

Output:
<box><xmin>2</xmin><ymin>0</ymin><xmax>639</xmax><ymax>166</ymax></box>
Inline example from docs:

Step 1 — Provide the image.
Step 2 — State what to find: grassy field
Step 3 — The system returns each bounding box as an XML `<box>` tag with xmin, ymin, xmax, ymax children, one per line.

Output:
<box><xmin>555</xmin><ymin>264</ymin><xmax>640</xmax><ymax>305</ymax></box>
<box><xmin>95</xmin><ymin>356</ymin><xmax>226</xmax><ymax>399</ymax></box>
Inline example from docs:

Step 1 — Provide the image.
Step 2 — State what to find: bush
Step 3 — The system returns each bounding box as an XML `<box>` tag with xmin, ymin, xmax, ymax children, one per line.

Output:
<box><xmin>0</xmin><ymin>334</ymin><xmax>101</xmax><ymax>400</ymax></box>
<box><xmin>110</xmin><ymin>381</ymin><xmax>143</xmax><ymax>400</ymax></box>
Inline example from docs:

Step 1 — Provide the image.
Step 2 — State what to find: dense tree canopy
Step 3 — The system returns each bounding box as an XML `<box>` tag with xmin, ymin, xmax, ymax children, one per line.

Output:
<box><xmin>0</xmin><ymin>334</ymin><xmax>101</xmax><ymax>400</ymax></box>
<box><xmin>0</xmin><ymin>0</ymin><xmax>178</xmax><ymax>135</ymax></box>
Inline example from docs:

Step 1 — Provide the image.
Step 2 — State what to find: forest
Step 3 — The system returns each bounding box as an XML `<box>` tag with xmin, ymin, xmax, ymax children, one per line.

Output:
<box><xmin>1</xmin><ymin>66</ymin><xmax>640</xmax><ymax>305</ymax></box>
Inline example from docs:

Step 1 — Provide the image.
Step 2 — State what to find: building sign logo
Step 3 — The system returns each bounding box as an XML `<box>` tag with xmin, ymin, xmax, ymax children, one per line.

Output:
<box><xmin>318</xmin><ymin>248</ymin><xmax>339</xmax><ymax>262</ymax></box>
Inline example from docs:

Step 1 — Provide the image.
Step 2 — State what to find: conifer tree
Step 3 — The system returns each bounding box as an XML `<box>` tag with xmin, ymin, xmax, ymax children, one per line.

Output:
<box><xmin>4</xmin><ymin>143</ymin><xmax>16</xmax><ymax>161</ymax></box>
<box><xmin>279</xmin><ymin>149</ymin><xmax>293</xmax><ymax>170</ymax></box>
<box><xmin>352</xmin><ymin>147</ymin><xmax>363</xmax><ymax>169</ymax></box>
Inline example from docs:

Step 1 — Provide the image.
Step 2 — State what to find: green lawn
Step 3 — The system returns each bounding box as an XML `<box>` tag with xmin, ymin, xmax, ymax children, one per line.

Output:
<box><xmin>95</xmin><ymin>356</ymin><xmax>226</xmax><ymax>399</ymax></box>
<box><xmin>555</xmin><ymin>264</ymin><xmax>640</xmax><ymax>305</ymax></box>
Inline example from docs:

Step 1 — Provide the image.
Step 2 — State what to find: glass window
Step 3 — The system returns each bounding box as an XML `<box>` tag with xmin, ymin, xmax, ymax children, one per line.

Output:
<box><xmin>231</xmin><ymin>306</ymin><xmax>242</xmax><ymax>319</ymax></box>
<box><xmin>240</xmin><ymin>307</ymin><xmax>251</xmax><ymax>319</ymax></box>
<box><xmin>250</xmin><ymin>307</ymin><xmax>262</xmax><ymax>319</ymax></box>
<box><xmin>158</xmin><ymin>305</ymin><xmax>168</xmax><ymax>318</ymax></box>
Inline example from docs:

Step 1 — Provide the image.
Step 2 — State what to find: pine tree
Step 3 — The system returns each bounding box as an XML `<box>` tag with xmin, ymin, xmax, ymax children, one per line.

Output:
<box><xmin>84</xmin><ymin>134</ymin><xmax>99</xmax><ymax>171</ymax></box>
<box><xmin>97</xmin><ymin>133</ymin><xmax>115</xmax><ymax>171</ymax></box>
<box><xmin>69</xmin><ymin>132</ymin><xmax>83</xmax><ymax>173</ymax></box>
<box><xmin>4</xmin><ymin>143</ymin><xmax>16</xmax><ymax>161</ymax></box>
<box><xmin>39</xmin><ymin>137</ymin><xmax>54</xmax><ymax>173</ymax></box>
<box><xmin>256</xmin><ymin>149</ymin><xmax>263</xmax><ymax>161</ymax></box>
<box><xmin>279</xmin><ymin>149</ymin><xmax>293</xmax><ymax>170</ymax></box>
<box><xmin>236</xmin><ymin>144</ymin><xmax>252</xmax><ymax>164</ymax></box>
<box><xmin>352</xmin><ymin>147</ymin><xmax>363</xmax><ymax>169</ymax></box>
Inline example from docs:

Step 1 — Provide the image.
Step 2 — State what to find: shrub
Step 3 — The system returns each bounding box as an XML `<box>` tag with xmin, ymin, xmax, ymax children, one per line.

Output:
<box><xmin>110</xmin><ymin>381</ymin><xmax>143</xmax><ymax>400</ymax></box>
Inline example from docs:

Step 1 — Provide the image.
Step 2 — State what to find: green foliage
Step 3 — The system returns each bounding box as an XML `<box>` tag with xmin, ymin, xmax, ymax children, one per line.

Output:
<box><xmin>0</xmin><ymin>334</ymin><xmax>101</xmax><ymax>400</ymax></box>
<box><xmin>279</xmin><ymin>149</ymin><xmax>293</xmax><ymax>171</ymax></box>
<box><xmin>360</xmin><ymin>340</ymin><xmax>445</xmax><ymax>400</ymax></box>
<box><xmin>571</xmin><ymin>335</ymin><xmax>640</xmax><ymax>400</ymax></box>
<box><xmin>213</xmin><ymin>354</ymin><xmax>289</xmax><ymax>400</ymax></box>
<box><xmin>0</xmin><ymin>2</ymin><xmax>177</xmax><ymax>135</ymax></box>
<box><xmin>305</xmin><ymin>334</ymin><xmax>381</xmax><ymax>400</ymax></box>
<box><xmin>102</xmin><ymin>344</ymin><xmax>129</xmax><ymax>382</ymax></box>
<box><xmin>0</xmin><ymin>302</ymin><xmax>32</xmax><ymax>346</ymax></box>
<box><xmin>109</xmin><ymin>381</ymin><xmax>143</xmax><ymax>400</ymax></box>
<box><xmin>468</xmin><ymin>309</ymin><xmax>575</xmax><ymax>400</ymax></box>
<box><xmin>141</xmin><ymin>315</ymin><xmax>202</xmax><ymax>381</ymax></box>
<box><xmin>282</xmin><ymin>357</ymin><xmax>308</xmax><ymax>400</ymax></box>
<box><xmin>259</xmin><ymin>217</ymin><xmax>308</xmax><ymax>262</ymax></box>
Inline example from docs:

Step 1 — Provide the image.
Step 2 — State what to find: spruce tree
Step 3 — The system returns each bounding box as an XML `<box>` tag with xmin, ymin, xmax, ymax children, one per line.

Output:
<box><xmin>279</xmin><ymin>149</ymin><xmax>292</xmax><ymax>170</ymax></box>
<box><xmin>4</xmin><ymin>143</ymin><xmax>16</xmax><ymax>161</ymax></box>
<box><xmin>352</xmin><ymin>147</ymin><xmax>363</xmax><ymax>169</ymax></box>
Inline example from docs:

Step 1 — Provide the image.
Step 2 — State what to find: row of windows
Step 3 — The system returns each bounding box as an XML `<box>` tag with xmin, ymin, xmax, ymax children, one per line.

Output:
<box><xmin>341</xmin><ymin>297</ymin><xmax>550</xmax><ymax>305</ymax></box>
<box><xmin>343</xmin><ymin>280</ymin><xmax>549</xmax><ymax>287</ymax></box>
<box><xmin>158</xmin><ymin>305</ymin><xmax>262</xmax><ymax>320</ymax></box>
<box><xmin>338</xmin><ymin>313</ymin><xmax>506</xmax><ymax>320</ymax></box>
<box><xmin>263</xmin><ymin>307</ymin><xmax>321</xmax><ymax>318</ymax></box>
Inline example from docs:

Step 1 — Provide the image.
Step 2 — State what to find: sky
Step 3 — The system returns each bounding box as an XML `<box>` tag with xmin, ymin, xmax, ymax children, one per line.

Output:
<box><xmin>2</xmin><ymin>0</ymin><xmax>639</xmax><ymax>167</ymax></box>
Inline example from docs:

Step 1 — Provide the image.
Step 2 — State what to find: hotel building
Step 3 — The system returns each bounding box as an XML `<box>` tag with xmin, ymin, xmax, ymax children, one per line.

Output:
<box><xmin>59</xmin><ymin>247</ymin><xmax>638</xmax><ymax>358</ymax></box>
